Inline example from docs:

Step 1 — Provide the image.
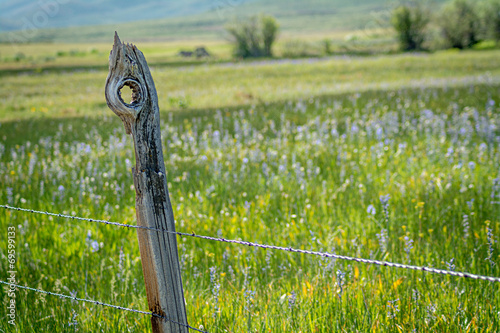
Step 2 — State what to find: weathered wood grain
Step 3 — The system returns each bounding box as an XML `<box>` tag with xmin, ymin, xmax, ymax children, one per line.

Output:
<box><xmin>105</xmin><ymin>32</ymin><xmax>188</xmax><ymax>333</ymax></box>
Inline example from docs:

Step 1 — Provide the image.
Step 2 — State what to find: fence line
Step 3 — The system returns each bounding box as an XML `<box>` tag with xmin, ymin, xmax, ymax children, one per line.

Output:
<box><xmin>2</xmin><ymin>204</ymin><xmax>500</xmax><ymax>283</ymax></box>
<box><xmin>0</xmin><ymin>280</ymin><xmax>207</xmax><ymax>333</ymax></box>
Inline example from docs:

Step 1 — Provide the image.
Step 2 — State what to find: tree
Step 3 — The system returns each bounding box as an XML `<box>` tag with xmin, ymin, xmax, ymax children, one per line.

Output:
<box><xmin>261</xmin><ymin>15</ymin><xmax>279</xmax><ymax>57</ymax></box>
<box><xmin>440</xmin><ymin>0</ymin><xmax>481</xmax><ymax>49</ymax></box>
<box><xmin>482</xmin><ymin>0</ymin><xmax>500</xmax><ymax>44</ymax></box>
<box><xmin>226</xmin><ymin>15</ymin><xmax>279</xmax><ymax>58</ymax></box>
<box><xmin>391</xmin><ymin>3</ymin><xmax>429</xmax><ymax>51</ymax></box>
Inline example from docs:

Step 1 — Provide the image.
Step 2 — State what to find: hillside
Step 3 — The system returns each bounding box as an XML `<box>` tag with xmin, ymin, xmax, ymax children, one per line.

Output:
<box><xmin>0</xmin><ymin>0</ymin><xmax>255</xmax><ymax>31</ymax></box>
<box><xmin>1</xmin><ymin>0</ymin><xmax>447</xmax><ymax>43</ymax></box>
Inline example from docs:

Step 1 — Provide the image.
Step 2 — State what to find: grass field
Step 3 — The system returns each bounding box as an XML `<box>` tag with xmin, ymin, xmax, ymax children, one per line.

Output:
<box><xmin>0</xmin><ymin>42</ymin><xmax>499</xmax><ymax>332</ymax></box>
<box><xmin>0</xmin><ymin>28</ymin><xmax>395</xmax><ymax>74</ymax></box>
<box><xmin>2</xmin><ymin>46</ymin><xmax>500</xmax><ymax>122</ymax></box>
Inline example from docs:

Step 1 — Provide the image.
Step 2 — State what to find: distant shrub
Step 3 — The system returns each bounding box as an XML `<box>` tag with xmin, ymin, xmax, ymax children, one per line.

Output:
<box><xmin>69</xmin><ymin>49</ymin><xmax>86</xmax><ymax>57</ymax></box>
<box><xmin>439</xmin><ymin>0</ymin><xmax>481</xmax><ymax>49</ymax></box>
<box><xmin>281</xmin><ymin>40</ymin><xmax>318</xmax><ymax>58</ymax></box>
<box><xmin>177</xmin><ymin>47</ymin><xmax>210</xmax><ymax>59</ymax></box>
<box><xmin>194</xmin><ymin>47</ymin><xmax>210</xmax><ymax>58</ymax></box>
<box><xmin>391</xmin><ymin>3</ymin><xmax>429</xmax><ymax>51</ymax></box>
<box><xmin>321</xmin><ymin>39</ymin><xmax>333</xmax><ymax>55</ymax></box>
<box><xmin>14</xmin><ymin>52</ymin><xmax>25</xmax><ymax>62</ymax></box>
<box><xmin>226</xmin><ymin>15</ymin><xmax>279</xmax><ymax>58</ymax></box>
<box><xmin>168</xmin><ymin>96</ymin><xmax>190</xmax><ymax>109</ymax></box>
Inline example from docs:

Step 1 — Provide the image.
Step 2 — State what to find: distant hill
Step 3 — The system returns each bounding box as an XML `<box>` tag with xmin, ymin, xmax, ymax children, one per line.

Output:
<box><xmin>0</xmin><ymin>0</ymin><xmax>447</xmax><ymax>43</ymax></box>
<box><xmin>0</xmin><ymin>0</ymin><xmax>256</xmax><ymax>31</ymax></box>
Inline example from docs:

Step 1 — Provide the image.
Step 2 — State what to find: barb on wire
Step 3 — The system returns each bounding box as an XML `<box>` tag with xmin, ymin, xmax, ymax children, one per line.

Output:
<box><xmin>2</xmin><ymin>204</ymin><xmax>500</xmax><ymax>283</ymax></box>
<box><xmin>0</xmin><ymin>280</ymin><xmax>207</xmax><ymax>333</ymax></box>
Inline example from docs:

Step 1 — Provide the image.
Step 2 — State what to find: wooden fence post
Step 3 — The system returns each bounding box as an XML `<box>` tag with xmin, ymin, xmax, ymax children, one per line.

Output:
<box><xmin>104</xmin><ymin>32</ymin><xmax>188</xmax><ymax>333</ymax></box>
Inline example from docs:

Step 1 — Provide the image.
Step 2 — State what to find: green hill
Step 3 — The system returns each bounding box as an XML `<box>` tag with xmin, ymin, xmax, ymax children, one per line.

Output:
<box><xmin>1</xmin><ymin>0</ymin><xmax>447</xmax><ymax>43</ymax></box>
<box><xmin>0</xmin><ymin>0</ymin><xmax>254</xmax><ymax>31</ymax></box>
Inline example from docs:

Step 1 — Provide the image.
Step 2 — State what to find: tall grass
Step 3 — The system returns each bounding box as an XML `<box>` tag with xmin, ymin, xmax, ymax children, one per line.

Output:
<box><xmin>0</xmin><ymin>79</ymin><xmax>499</xmax><ymax>331</ymax></box>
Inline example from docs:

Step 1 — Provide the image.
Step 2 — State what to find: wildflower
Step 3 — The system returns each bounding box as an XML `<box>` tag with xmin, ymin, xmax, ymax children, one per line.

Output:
<box><xmin>412</xmin><ymin>289</ymin><xmax>420</xmax><ymax>302</ymax></box>
<box><xmin>422</xmin><ymin>109</ymin><xmax>434</xmax><ymax>119</ymax></box>
<box><xmin>264</xmin><ymin>251</ymin><xmax>272</xmax><ymax>273</ymax></box>
<box><xmin>117</xmin><ymin>247</ymin><xmax>125</xmax><ymax>280</ymax></box>
<box><xmin>90</xmin><ymin>241</ymin><xmax>100</xmax><ymax>253</ymax></box>
<box><xmin>491</xmin><ymin>178</ymin><xmax>500</xmax><ymax>203</ymax></box>
<box><xmin>380</xmin><ymin>194</ymin><xmax>390</xmax><ymax>206</ymax></box>
<box><xmin>387</xmin><ymin>299</ymin><xmax>400</xmax><ymax>319</ymax></box>
<box><xmin>209</xmin><ymin>267</ymin><xmax>220</xmax><ymax>317</ymax></box>
<box><xmin>309</xmin><ymin>230</ymin><xmax>316</xmax><ymax>243</ymax></box>
<box><xmin>6</xmin><ymin>187</ymin><xmax>13</xmax><ymax>205</ymax></box>
<box><xmin>58</xmin><ymin>185</ymin><xmax>65</xmax><ymax>200</ymax></box>
<box><xmin>380</xmin><ymin>194</ymin><xmax>390</xmax><ymax>223</ymax></box>
<box><xmin>367</xmin><ymin>204</ymin><xmax>376</xmax><ymax>215</ymax></box>
<box><xmin>244</xmin><ymin>289</ymin><xmax>256</xmax><ymax>312</ymax></box>
<box><xmin>426</xmin><ymin>303</ymin><xmax>437</xmax><ymax>321</ymax></box>
<box><xmin>206</xmin><ymin>185</ymin><xmax>215</xmax><ymax>195</ymax></box>
<box><xmin>462</xmin><ymin>215</ymin><xmax>470</xmax><ymax>240</ymax></box>
<box><xmin>262</xmin><ymin>162</ymin><xmax>269</xmax><ymax>178</ymax></box>
<box><xmin>228</xmin><ymin>265</ymin><xmax>235</xmax><ymax>280</ymax></box>
<box><xmin>288</xmin><ymin>291</ymin><xmax>297</xmax><ymax>310</ymax></box>
<box><xmin>404</xmin><ymin>236</ymin><xmax>414</xmax><ymax>263</ymax></box>
<box><xmin>466</xmin><ymin>199</ymin><xmax>474</xmax><ymax>210</ymax></box>
<box><xmin>28</xmin><ymin>152</ymin><xmax>37</xmax><ymax>177</ymax></box>
<box><xmin>446</xmin><ymin>258</ymin><xmax>455</xmax><ymax>271</ymax></box>
<box><xmin>336</xmin><ymin>270</ymin><xmax>346</xmax><ymax>300</ymax></box>
<box><xmin>486</xmin><ymin>222</ymin><xmax>495</xmax><ymax>268</ymax></box>
<box><xmin>68</xmin><ymin>310</ymin><xmax>78</xmax><ymax>328</ymax></box>
<box><xmin>376</xmin><ymin>229</ymin><xmax>388</xmax><ymax>253</ymax></box>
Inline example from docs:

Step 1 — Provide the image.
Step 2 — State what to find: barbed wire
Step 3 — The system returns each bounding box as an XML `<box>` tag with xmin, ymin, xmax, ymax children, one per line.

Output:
<box><xmin>0</xmin><ymin>280</ymin><xmax>207</xmax><ymax>333</ymax></box>
<box><xmin>2</xmin><ymin>204</ymin><xmax>500</xmax><ymax>283</ymax></box>
<box><xmin>0</xmin><ymin>205</ymin><xmax>157</xmax><ymax>231</ymax></box>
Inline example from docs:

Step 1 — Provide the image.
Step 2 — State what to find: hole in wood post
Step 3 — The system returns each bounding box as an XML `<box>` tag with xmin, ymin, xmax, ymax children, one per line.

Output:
<box><xmin>118</xmin><ymin>80</ymin><xmax>142</xmax><ymax>106</ymax></box>
<box><xmin>119</xmin><ymin>85</ymin><xmax>134</xmax><ymax>105</ymax></box>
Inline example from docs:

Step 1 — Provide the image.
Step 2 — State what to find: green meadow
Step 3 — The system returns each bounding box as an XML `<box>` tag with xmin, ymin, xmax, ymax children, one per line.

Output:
<box><xmin>0</xmin><ymin>40</ymin><xmax>499</xmax><ymax>332</ymax></box>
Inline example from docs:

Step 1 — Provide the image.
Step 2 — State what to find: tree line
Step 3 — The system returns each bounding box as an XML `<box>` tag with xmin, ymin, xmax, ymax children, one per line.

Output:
<box><xmin>392</xmin><ymin>0</ymin><xmax>500</xmax><ymax>51</ymax></box>
<box><xmin>225</xmin><ymin>0</ymin><xmax>500</xmax><ymax>59</ymax></box>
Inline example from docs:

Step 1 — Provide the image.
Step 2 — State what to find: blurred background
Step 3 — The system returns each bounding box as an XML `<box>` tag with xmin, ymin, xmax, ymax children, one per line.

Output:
<box><xmin>1</xmin><ymin>0</ymin><xmax>498</xmax><ymax>66</ymax></box>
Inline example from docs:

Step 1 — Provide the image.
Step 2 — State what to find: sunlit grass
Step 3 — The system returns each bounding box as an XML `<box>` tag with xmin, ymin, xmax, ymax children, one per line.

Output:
<box><xmin>0</xmin><ymin>80</ymin><xmax>499</xmax><ymax>331</ymax></box>
<box><xmin>0</xmin><ymin>46</ymin><xmax>500</xmax><ymax>331</ymax></box>
<box><xmin>1</xmin><ymin>48</ymin><xmax>500</xmax><ymax>122</ymax></box>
